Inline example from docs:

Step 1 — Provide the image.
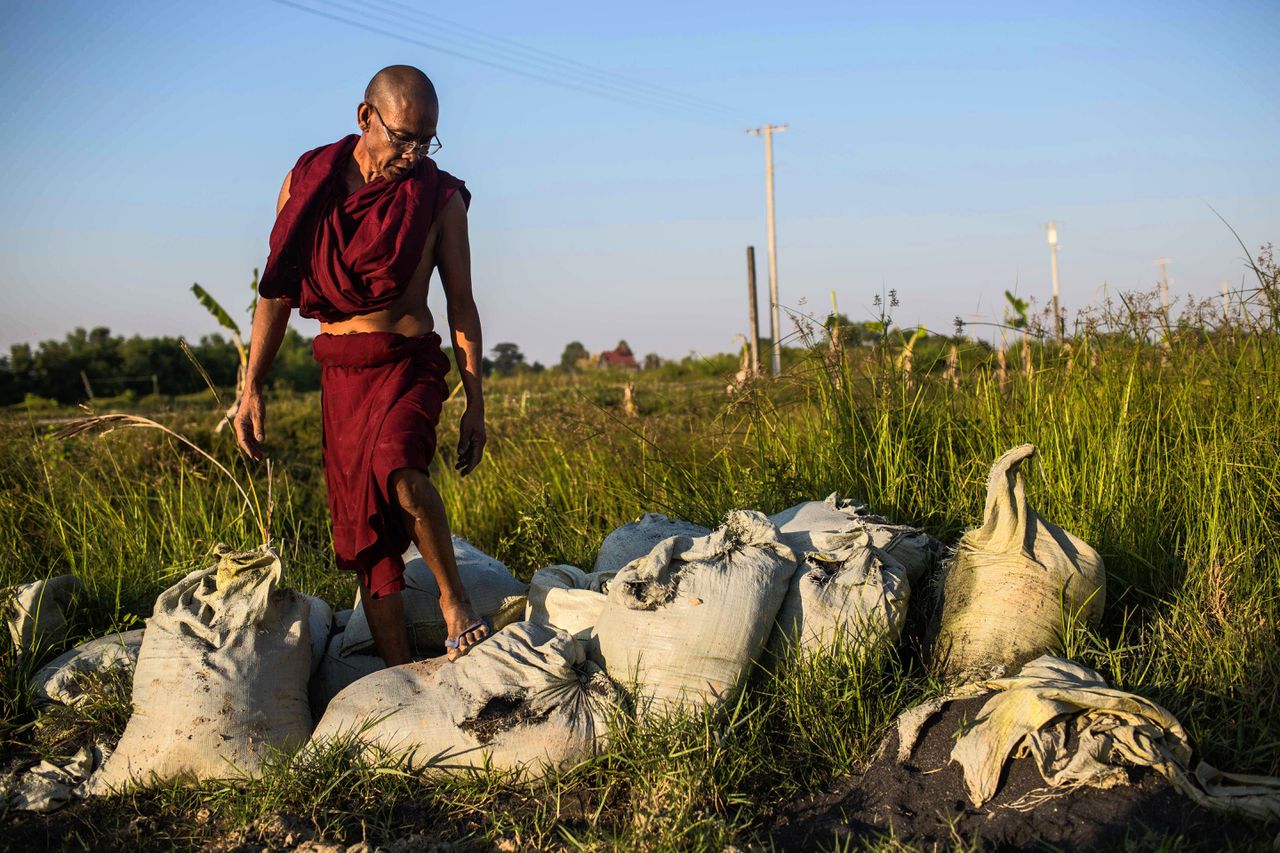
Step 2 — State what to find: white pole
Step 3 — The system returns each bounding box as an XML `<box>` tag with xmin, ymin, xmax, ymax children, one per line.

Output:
<box><xmin>747</xmin><ymin>123</ymin><xmax>788</xmax><ymax>376</ymax></box>
<box><xmin>1155</xmin><ymin>258</ymin><xmax>1171</xmax><ymax>315</ymax></box>
<box><xmin>1046</xmin><ymin>221</ymin><xmax>1062</xmax><ymax>340</ymax></box>
<box><xmin>764</xmin><ymin>127</ymin><xmax>780</xmax><ymax>375</ymax></box>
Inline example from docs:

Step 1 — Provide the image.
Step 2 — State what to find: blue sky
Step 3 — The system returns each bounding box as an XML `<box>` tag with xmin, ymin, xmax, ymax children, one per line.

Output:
<box><xmin>1</xmin><ymin>0</ymin><xmax>1276</xmax><ymax>365</ymax></box>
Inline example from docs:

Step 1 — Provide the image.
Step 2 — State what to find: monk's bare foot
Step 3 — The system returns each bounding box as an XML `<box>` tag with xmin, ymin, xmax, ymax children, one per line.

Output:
<box><xmin>441</xmin><ymin>596</ymin><xmax>492</xmax><ymax>661</ymax></box>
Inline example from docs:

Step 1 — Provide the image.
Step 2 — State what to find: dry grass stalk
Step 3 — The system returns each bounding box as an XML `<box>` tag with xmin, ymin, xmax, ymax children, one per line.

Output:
<box><xmin>53</xmin><ymin>412</ymin><xmax>268</xmax><ymax>546</ymax></box>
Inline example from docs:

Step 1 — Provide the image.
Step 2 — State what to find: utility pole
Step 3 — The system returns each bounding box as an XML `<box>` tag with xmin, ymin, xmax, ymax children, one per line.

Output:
<box><xmin>1154</xmin><ymin>258</ymin><xmax>1172</xmax><ymax>316</ymax></box>
<box><xmin>1046</xmin><ymin>221</ymin><xmax>1063</xmax><ymax>340</ymax></box>
<box><xmin>745</xmin><ymin>246</ymin><xmax>761</xmax><ymax>374</ymax></box>
<box><xmin>746</xmin><ymin>123</ymin><xmax>787</xmax><ymax>376</ymax></box>
<box><xmin>1154</xmin><ymin>258</ymin><xmax>1172</xmax><ymax>362</ymax></box>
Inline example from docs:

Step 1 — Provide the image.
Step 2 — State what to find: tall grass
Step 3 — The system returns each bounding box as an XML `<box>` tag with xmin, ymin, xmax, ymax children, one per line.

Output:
<box><xmin>1</xmin><ymin>245</ymin><xmax>1277</xmax><ymax>848</ymax></box>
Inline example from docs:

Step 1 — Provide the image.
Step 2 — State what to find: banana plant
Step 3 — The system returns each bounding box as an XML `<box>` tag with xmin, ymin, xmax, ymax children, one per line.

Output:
<box><xmin>1003</xmin><ymin>290</ymin><xmax>1029</xmax><ymax>330</ymax></box>
<box><xmin>191</xmin><ymin>271</ymin><xmax>255</xmax><ymax>433</ymax></box>
<box><xmin>1004</xmin><ymin>289</ymin><xmax>1033</xmax><ymax>375</ymax></box>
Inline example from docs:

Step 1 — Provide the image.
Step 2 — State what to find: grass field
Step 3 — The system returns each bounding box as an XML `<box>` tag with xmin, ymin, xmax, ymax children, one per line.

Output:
<box><xmin>2</xmin><ymin>248</ymin><xmax>1278</xmax><ymax>850</ymax></box>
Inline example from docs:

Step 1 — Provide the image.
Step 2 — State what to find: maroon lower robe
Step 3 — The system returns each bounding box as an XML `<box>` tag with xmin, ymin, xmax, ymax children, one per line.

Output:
<box><xmin>258</xmin><ymin>134</ymin><xmax>469</xmax><ymax>597</ymax></box>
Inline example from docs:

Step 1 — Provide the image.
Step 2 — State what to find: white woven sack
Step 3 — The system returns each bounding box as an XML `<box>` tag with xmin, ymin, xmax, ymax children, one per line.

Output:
<box><xmin>769</xmin><ymin>494</ymin><xmax>941</xmax><ymax>585</ymax></box>
<box><xmin>308</xmin><ymin>631</ymin><xmax>384</xmax><ymax>721</ymax></box>
<box><xmin>90</xmin><ymin>546</ymin><xmax>312</xmax><ymax>790</ymax></box>
<box><xmin>593</xmin><ymin>514</ymin><xmax>711</xmax><ymax>574</ymax></box>
<box><xmin>32</xmin><ymin>629</ymin><xmax>145</xmax><ymax>706</ymax></box>
<box><xmin>771</xmin><ymin>531</ymin><xmax>911</xmax><ymax>657</ymax></box>
<box><xmin>524</xmin><ymin>565</ymin><xmax>615</xmax><ymax>641</ymax></box>
<box><xmin>303</xmin><ymin>594</ymin><xmax>334</xmax><ymax>676</ymax></box>
<box><xmin>341</xmin><ymin>538</ymin><xmax>528</xmax><ymax>657</ymax></box>
<box><xmin>312</xmin><ymin>621</ymin><xmax>614</xmax><ymax>773</ymax></box>
<box><xmin>5</xmin><ymin>575</ymin><xmax>83</xmax><ymax>654</ymax></box>
<box><xmin>593</xmin><ymin>510</ymin><xmax>797</xmax><ymax>712</ymax></box>
<box><xmin>930</xmin><ymin>445</ymin><xmax>1106</xmax><ymax>681</ymax></box>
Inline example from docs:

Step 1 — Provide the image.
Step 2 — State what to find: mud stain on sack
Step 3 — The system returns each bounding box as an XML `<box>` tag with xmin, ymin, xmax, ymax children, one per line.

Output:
<box><xmin>458</xmin><ymin>693</ymin><xmax>552</xmax><ymax>744</ymax></box>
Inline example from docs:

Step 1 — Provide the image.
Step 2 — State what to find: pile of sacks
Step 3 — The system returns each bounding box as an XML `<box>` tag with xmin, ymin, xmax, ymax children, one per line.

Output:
<box><xmin>7</xmin><ymin>488</ymin><xmax>943</xmax><ymax>807</ymax></box>
<box><xmin>14</xmin><ymin>442</ymin><xmax>1276</xmax><ymax>825</ymax></box>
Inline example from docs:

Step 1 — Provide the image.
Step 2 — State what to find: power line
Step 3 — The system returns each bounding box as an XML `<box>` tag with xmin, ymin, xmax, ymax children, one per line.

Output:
<box><xmin>337</xmin><ymin>0</ymin><xmax>733</xmax><ymax>116</ymax></box>
<box><xmin>360</xmin><ymin>0</ymin><xmax>735</xmax><ymax>115</ymax></box>
<box><xmin>268</xmin><ymin>0</ymin><xmax>734</xmax><ymax>119</ymax></box>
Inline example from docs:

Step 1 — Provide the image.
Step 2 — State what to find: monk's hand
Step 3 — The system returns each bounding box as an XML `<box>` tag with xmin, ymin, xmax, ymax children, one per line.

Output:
<box><xmin>456</xmin><ymin>406</ymin><xmax>486</xmax><ymax>476</ymax></box>
<box><xmin>233</xmin><ymin>390</ymin><xmax>267</xmax><ymax>462</ymax></box>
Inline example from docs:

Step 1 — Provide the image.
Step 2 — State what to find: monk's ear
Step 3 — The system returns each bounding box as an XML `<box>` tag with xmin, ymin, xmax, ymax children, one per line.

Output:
<box><xmin>355</xmin><ymin>101</ymin><xmax>370</xmax><ymax>133</ymax></box>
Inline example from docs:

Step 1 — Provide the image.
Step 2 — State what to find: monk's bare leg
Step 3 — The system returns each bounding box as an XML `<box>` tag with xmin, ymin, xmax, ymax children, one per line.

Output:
<box><xmin>389</xmin><ymin>467</ymin><xmax>492</xmax><ymax>658</ymax></box>
<box><xmin>357</xmin><ymin>581</ymin><xmax>411</xmax><ymax>666</ymax></box>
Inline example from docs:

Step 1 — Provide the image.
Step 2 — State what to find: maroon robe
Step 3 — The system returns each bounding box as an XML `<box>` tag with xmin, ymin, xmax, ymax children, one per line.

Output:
<box><xmin>259</xmin><ymin>134</ymin><xmax>468</xmax><ymax>597</ymax></box>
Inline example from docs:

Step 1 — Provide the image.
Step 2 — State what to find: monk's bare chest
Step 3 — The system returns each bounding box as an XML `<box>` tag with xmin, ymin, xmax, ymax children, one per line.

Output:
<box><xmin>334</xmin><ymin>183</ymin><xmax>436</xmax><ymax>312</ymax></box>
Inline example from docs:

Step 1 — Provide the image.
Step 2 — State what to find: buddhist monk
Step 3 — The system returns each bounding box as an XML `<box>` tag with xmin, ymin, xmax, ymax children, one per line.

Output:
<box><xmin>233</xmin><ymin>65</ymin><xmax>492</xmax><ymax>665</ymax></box>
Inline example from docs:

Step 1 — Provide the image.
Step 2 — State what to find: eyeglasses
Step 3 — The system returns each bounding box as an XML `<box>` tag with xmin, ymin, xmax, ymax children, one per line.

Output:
<box><xmin>365</xmin><ymin>101</ymin><xmax>442</xmax><ymax>156</ymax></box>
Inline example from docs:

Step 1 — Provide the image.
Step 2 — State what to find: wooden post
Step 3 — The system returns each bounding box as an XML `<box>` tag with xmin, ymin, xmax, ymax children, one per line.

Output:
<box><xmin>623</xmin><ymin>382</ymin><xmax>638</xmax><ymax>418</ymax></box>
<box><xmin>151</xmin><ymin>374</ymin><xmax>160</xmax><ymax>397</ymax></box>
<box><xmin>746</xmin><ymin>246</ymin><xmax>761</xmax><ymax>374</ymax></box>
<box><xmin>80</xmin><ymin>370</ymin><xmax>95</xmax><ymax>401</ymax></box>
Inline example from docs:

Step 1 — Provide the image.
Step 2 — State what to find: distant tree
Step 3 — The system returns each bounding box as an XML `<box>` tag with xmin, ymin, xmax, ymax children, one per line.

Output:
<box><xmin>8</xmin><ymin>343</ymin><xmax>34</xmax><ymax>387</ymax></box>
<box><xmin>614</xmin><ymin>339</ymin><xmax>633</xmax><ymax>355</ymax></box>
<box><xmin>559</xmin><ymin>341</ymin><xmax>589</xmax><ymax>372</ymax></box>
<box><xmin>643</xmin><ymin>353</ymin><xmax>663</xmax><ymax>370</ymax></box>
<box><xmin>0</xmin><ymin>355</ymin><xmax>17</xmax><ymax>406</ymax></box>
<box><xmin>264</xmin><ymin>327</ymin><xmax>320</xmax><ymax>391</ymax></box>
<box><xmin>0</xmin><ymin>322</ymin><xmax>323</xmax><ymax>404</ymax></box>
<box><xmin>531</xmin><ymin>361</ymin><xmax>545</xmax><ymax>373</ymax></box>
<box><xmin>490</xmin><ymin>342</ymin><xmax>525</xmax><ymax>377</ymax></box>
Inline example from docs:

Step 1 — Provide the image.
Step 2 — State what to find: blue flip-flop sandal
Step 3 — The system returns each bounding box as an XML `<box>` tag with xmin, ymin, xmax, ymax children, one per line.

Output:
<box><xmin>445</xmin><ymin>615</ymin><xmax>493</xmax><ymax>659</ymax></box>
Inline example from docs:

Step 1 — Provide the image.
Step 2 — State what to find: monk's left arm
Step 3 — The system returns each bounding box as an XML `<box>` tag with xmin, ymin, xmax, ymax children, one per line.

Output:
<box><xmin>437</xmin><ymin>191</ymin><xmax>486</xmax><ymax>474</ymax></box>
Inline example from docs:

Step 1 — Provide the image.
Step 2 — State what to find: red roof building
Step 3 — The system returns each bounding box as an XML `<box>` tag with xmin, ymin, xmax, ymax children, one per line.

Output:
<box><xmin>598</xmin><ymin>341</ymin><xmax>639</xmax><ymax>370</ymax></box>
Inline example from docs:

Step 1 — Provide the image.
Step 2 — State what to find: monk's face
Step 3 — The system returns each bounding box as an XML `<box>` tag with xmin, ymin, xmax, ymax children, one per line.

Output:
<box><xmin>358</xmin><ymin>97</ymin><xmax>439</xmax><ymax>182</ymax></box>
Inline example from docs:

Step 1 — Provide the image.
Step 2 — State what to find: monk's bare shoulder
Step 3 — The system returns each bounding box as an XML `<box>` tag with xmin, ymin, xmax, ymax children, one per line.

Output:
<box><xmin>275</xmin><ymin>169</ymin><xmax>293</xmax><ymax>216</ymax></box>
<box><xmin>441</xmin><ymin>190</ymin><xmax>467</xmax><ymax>225</ymax></box>
<box><xmin>436</xmin><ymin>191</ymin><xmax>472</xmax><ymax>302</ymax></box>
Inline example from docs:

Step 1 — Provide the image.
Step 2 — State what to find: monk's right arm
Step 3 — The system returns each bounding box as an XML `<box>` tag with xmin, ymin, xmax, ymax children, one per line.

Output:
<box><xmin>234</xmin><ymin>170</ymin><xmax>293</xmax><ymax>461</ymax></box>
<box><xmin>244</xmin><ymin>297</ymin><xmax>292</xmax><ymax>391</ymax></box>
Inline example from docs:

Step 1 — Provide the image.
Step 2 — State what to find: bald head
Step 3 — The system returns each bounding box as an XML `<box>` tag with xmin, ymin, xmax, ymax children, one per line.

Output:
<box><xmin>364</xmin><ymin>65</ymin><xmax>438</xmax><ymax>117</ymax></box>
<box><xmin>357</xmin><ymin>65</ymin><xmax>441</xmax><ymax>180</ymax></box>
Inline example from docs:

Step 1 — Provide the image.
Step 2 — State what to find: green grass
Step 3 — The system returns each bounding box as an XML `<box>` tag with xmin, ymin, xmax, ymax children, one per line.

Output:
<box><xmin>2</xmin><ymin>249</ymin><xmax>1279</xmax><ymax>850</ymax></box>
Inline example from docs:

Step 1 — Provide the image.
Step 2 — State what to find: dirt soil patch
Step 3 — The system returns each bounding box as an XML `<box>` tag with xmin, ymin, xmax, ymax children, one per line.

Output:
<box><xmin>6</xmin><ymin>802</ymin><xmax>463</xmax><ymax>852</ymax></box>
<box><xmin>457</xmin><ymin>692</ymin><xmax>550</xmax><ymax>744</ymax></box>
<box><xmin>770</xmin><ymin>696</ymin><xmax>1273</xmax><ymax>851</ymax></box>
